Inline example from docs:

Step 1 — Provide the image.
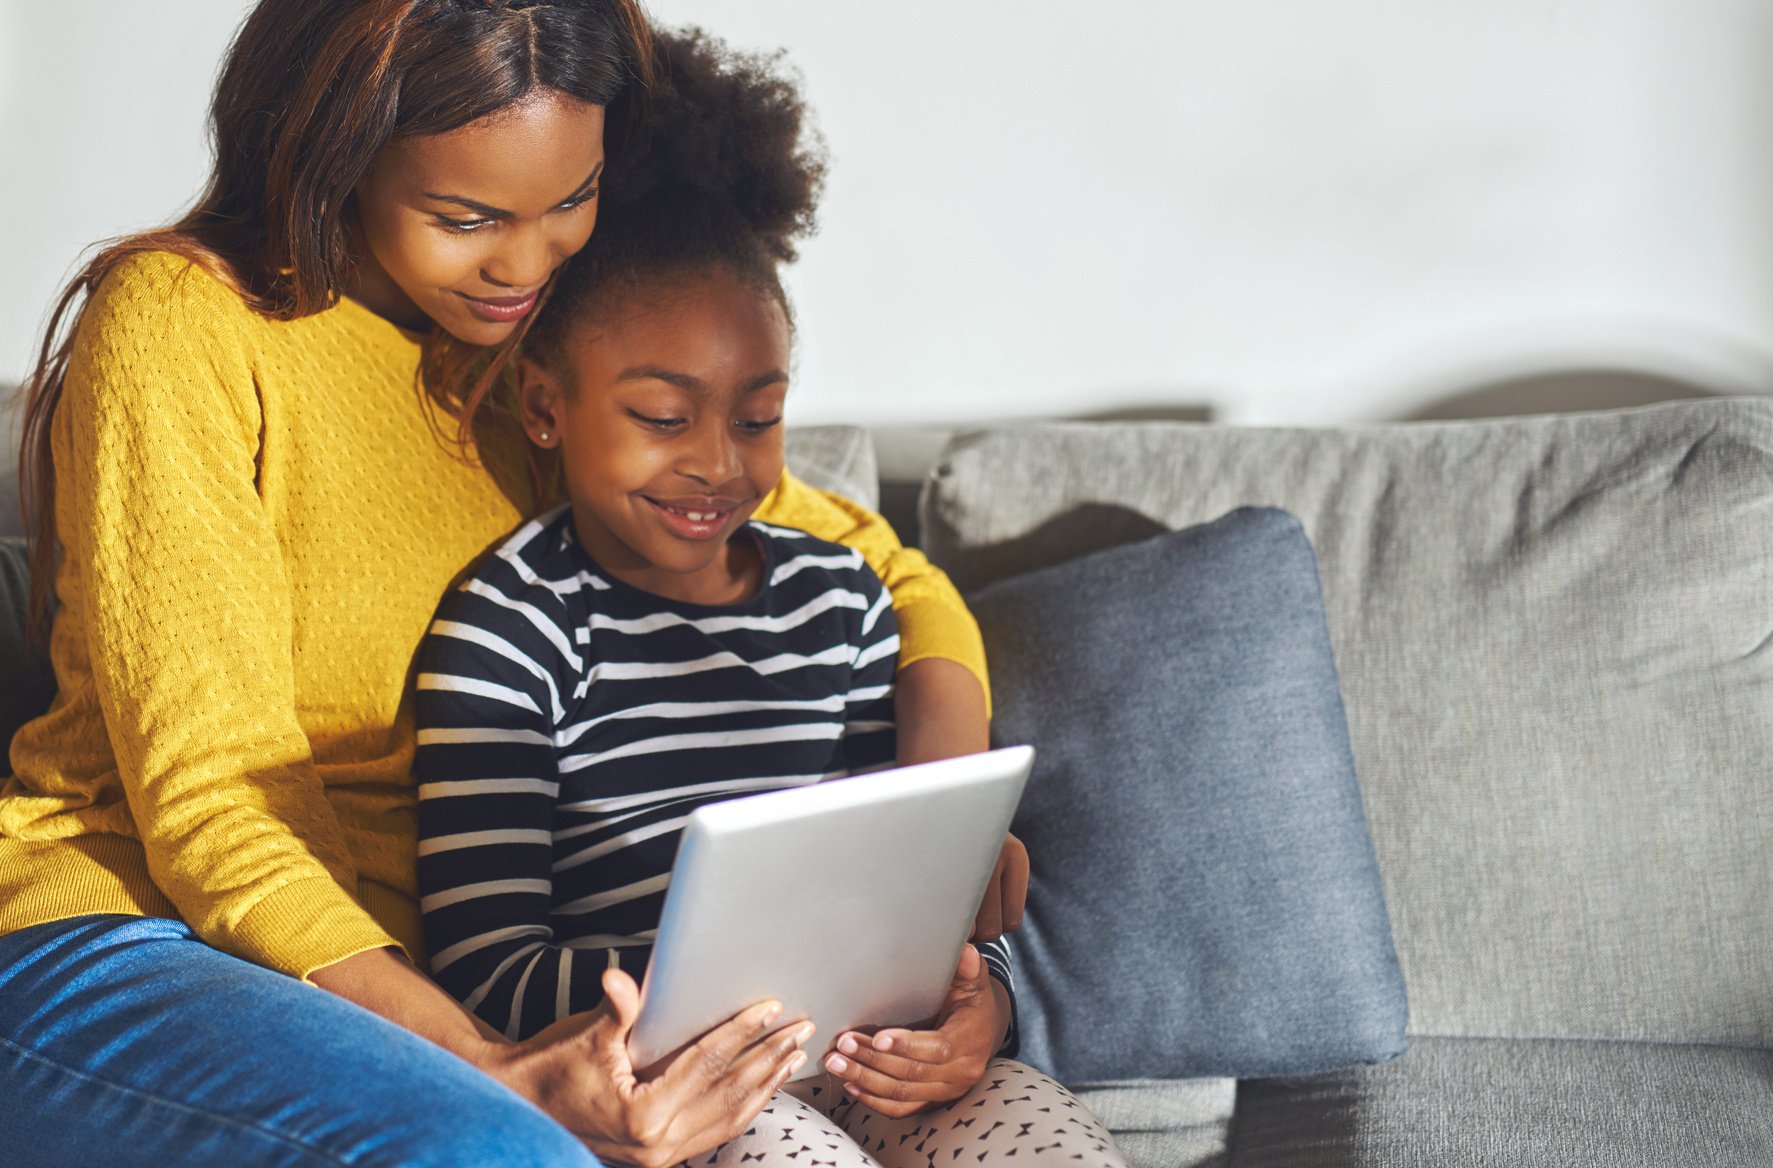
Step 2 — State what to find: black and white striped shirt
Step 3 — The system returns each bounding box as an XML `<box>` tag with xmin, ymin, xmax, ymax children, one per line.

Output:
<box><xmin>414</xmin><ymin>506</ymin><xmax>1012</xmax><ymax>1041</ymax></box>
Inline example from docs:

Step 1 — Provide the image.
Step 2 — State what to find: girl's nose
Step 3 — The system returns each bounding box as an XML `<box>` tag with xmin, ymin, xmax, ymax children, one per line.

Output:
<box><xmin>679</xmin><ymin>423</ymin><xmax>742</xmax><ymax>486</ymax></box>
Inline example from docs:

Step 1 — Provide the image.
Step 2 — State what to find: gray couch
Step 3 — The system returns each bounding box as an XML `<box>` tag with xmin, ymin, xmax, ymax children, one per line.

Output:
<box><xmin>899</xmin><ymin>398</ymin><xmax>1773</xmax><ymax>1166</ymax></box>
<box><xmin>4</xmin><ymin>402</ymin><xmax>1770</xmax><ymax>1165</ymax></box>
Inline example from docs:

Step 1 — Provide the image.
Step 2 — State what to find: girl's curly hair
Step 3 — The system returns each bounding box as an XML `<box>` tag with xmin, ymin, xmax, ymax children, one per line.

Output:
<box><xmin>526</xmin><ymin>25</ymin><xmax>828</xmax><ymax>361</ymax></box>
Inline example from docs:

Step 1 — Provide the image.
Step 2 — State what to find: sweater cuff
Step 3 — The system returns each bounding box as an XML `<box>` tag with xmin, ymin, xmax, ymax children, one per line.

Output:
<box><xmin>224</xmin><ymin>875</ymin><xmax>408</xmax><ymax>982</ymax></box>
<box><xmin>892</xmin><ymin>594</ymin><xmax>991</xmax><ymax>716</ymax></box>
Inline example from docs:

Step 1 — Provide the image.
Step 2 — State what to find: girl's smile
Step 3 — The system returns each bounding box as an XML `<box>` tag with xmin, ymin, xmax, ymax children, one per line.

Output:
<box><xmin>519</xmin><ymin>266</ymin><xmax>793</xmax><ymax>607</ymax></box>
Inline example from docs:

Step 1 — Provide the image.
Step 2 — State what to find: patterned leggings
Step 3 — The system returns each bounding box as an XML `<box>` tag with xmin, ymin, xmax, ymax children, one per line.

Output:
<box><xmin>688</xmin><ymin>1058</ymin><xmax>1127</xmax><ymax>1167</ymax></box>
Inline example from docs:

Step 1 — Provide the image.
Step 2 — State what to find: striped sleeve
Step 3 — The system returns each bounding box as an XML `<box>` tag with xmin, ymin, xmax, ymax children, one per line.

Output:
<box><xmin>841</xmin><ymin>560</ymin><xmax>900</xmax><ymax>773</ymax></box>
<box><xmin>414</xmin><ymin>579</ymin><xmax>608</xmax><ymax>1037</ymax></box>
<box><xmin>978</xmin><ymin>934</ymin><xmax>1019</xmax><ymax>1056</ymax></box>
<box><xmin>756</xmin><ymin>471</ymin><xmax>989</xmax><ymax>711</ymax></box>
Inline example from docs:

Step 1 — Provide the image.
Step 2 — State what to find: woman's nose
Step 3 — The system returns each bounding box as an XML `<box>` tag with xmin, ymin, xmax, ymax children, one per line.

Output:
<box><xmin>481</xmin><ymin>225</ymin><xmax>556</xmax><ymax>290</ymax></box>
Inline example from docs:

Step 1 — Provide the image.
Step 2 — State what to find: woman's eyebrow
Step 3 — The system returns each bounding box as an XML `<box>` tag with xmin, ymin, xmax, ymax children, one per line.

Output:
<box><xmin>422</xmin><ymin>161</ymin><xmax>605</xmax><ymax>218</ymax></box>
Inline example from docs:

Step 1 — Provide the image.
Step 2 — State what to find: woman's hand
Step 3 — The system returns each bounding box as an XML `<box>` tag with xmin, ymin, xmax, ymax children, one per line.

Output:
<box><xmin>311</xmin><ymin>948</ymin><xmax>808</xmax><ymax>1167</ymax></box>
<box><xmin>820</xmin><ymin>945</ymin><xmax>1008</xmax><ymax>1118</ymax></box>
<box><xmin>488</xmin><ymin>967</ymin><xmax>813</xmax><ymax>1167</ymax></box>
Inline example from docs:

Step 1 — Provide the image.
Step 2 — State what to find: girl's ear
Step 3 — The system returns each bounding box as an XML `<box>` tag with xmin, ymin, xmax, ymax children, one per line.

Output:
<box><xmin>515</xmin><ymin>355</ymin><xmax>565</xmax><ymax>449</ymax></box>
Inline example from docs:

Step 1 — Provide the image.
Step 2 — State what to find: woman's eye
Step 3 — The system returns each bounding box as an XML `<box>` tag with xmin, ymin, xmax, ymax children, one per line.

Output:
<box><xmin>558</xmin><ymin>189</ymin><xmax>599</xmax><ymax>211</ymax></box>
<box><xmin>434</xmin><ymin>216</ymin><xmax>495</xmax><ymax>234</ymax></box>
<box><xmin>737</xmin><ymin>416</ymin><xmax>784</xmax><ymax>434</ymax></box>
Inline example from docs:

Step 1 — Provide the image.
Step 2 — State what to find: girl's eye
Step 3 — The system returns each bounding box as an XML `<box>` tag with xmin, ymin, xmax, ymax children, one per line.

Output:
<box><xmin>434</xmin><ymin>216</ymin><xmax>495</xmax><ymax>234</ymax></box>
<box><xmin>737</xmin><ymin>416</ymin><xmax>784</xmax><ymax>434</ymax></box>
<box><xmin>558</xmin><ymin>189</ymin><xmax>599</xmax><ymax>211</ymax></box>
<box><xmin>628</xmin><ymin>409</ymin><xmax>687</xmax><ymax>431</ymax></box>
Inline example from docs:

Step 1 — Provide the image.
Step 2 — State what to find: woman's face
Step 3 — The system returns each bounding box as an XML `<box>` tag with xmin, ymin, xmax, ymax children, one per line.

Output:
<box><xmin>350</xmin><ymin>91</ymin><xmax>606</xmax><ymax>344</ymax></box>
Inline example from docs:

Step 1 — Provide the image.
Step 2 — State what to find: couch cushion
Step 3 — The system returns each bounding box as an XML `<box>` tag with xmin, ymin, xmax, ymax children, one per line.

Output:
<box><xmin>1</xmin><ymin>538</ymin><xmax>54</xmax><ymax>774</ymax></box>
<box><xmin>923</xmin><ymin>399</ymin><xmax>1773</xmax><ymax>1048</ymax></box>
<box><xmin>1230</xmin><ymin>1036</ymin><xmax>1773</xmax><ymax>1167</ymax></box>
<box><xmin>784</xmin><ymin>425</ymin><xmax>878</xmax><ymax>513</ymax></box>
<box><xmin>1071</xmin><ymin>1077</ymin><xmax>1236</xmax><ymax>1168</ymax></box>
<box><xmin>1</xmin><ymin>384</ymin><xmax>19</xmax><ymax>541</ymax></box>
<box><xmin>973</xmin><ymin>509</ymin><xmax>1406</xmax><ymax>1081</ymax></box>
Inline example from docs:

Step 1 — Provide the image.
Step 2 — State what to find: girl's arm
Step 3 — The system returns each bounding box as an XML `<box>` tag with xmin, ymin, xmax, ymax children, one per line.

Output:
<box><xmin>756</xmin><ymin>470</ymin><xmax>992</xmax><ymax>744</ymax></box>
<box><xmin>774</xmin><ymin>472</ymin><xmax>1027</xmax><ymax>940</ymax></box>
<box><xmin>56</xmin><ymin>253</ymin><xmax>394</xmax><ymax>978</ymax></box>
<box><xmin>414</xmin><ymin>602</ymin><xmax>634</xmax><ymax>1036</ymax></box>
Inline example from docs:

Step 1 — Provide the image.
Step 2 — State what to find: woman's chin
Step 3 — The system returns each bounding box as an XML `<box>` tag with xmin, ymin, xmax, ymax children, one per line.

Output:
<box><xmin>436</xmin><ymin>309</ymin><xmax>522</xmax><ymax>347</ymax></box>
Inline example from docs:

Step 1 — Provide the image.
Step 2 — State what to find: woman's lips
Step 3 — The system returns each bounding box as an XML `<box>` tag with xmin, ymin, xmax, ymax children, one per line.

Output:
<box><xmin>456</xmin><ymin>289</ymin><xmax>539</xmax><ymax>324</ymax></box>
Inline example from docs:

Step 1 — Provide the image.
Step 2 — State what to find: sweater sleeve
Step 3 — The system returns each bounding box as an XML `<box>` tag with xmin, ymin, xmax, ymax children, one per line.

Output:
<box><xmin>54</xmin><ymin>255</ymin><xmax>397</xmax><ymax>978</ymax></box>
<box><xmin>756</xmin><ymin>470</ymin><xmax>989</xmax><ymax>707</ymax></box>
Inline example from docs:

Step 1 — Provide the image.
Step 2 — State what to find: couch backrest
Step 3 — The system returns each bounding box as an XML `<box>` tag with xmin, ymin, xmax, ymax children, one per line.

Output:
<box><xmin>921</xmin><ymin>399</ymin><xmax>1773</xmax><ymax>1048</ymax></box>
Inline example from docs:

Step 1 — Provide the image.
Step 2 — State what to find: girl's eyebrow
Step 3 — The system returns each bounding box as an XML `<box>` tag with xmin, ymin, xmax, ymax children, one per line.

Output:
<box><xmin>617</xmin><ymin>366</ymin><xmax>789</xmax><ymax>394</ymax></box>
<box><xmin>421</xmin><ymin>160</ymin><xmax>605</xmax><ymax>219</ymax></box>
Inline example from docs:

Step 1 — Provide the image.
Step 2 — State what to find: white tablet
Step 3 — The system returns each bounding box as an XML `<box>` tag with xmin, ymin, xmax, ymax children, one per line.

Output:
<box><xmin>628</xmin><ymin>745</ymin><xmax>1033</xmax><ymax>1076</ymax></box>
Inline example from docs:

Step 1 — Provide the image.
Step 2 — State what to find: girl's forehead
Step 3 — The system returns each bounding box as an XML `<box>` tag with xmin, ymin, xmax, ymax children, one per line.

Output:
<box><xmin>562</xmin><ymin>270</ymin><xmax>792</xmax><ymax>394</ymax></box>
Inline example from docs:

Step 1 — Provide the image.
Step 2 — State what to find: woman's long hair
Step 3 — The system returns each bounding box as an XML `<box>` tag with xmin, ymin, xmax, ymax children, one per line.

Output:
<box><xmin>15</xmin><ymin>0</ymin><xmax>654</xmax><ymax>637</ymax></box>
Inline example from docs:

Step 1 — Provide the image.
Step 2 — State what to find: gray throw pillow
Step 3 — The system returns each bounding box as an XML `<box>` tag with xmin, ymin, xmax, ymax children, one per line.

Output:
<box><xmin>1</xmin><ymin>538</ymin><xmax>55</xmax><ymax>775</ymax></box>
<box><xmin>974</xmin><ymin>507</ymin><xmax>1407</xmax><ymax>1081</ymax></box>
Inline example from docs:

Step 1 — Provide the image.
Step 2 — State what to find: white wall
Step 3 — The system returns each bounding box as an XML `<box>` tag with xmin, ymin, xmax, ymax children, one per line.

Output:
<box><xmin>5</xmin><ymin>0</ymin><xmax>1771</xmax><ymax>425</ymax></box>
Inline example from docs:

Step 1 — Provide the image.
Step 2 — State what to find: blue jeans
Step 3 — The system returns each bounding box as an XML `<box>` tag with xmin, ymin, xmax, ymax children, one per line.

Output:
<box><xmin>0</xmin><ymin>914</ymin><xmax>600</xmax><ymax>1167</ymax></box>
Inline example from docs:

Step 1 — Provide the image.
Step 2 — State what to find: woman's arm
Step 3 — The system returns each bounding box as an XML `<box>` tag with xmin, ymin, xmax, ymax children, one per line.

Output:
<box><xmin>57</xmin><ymin>255</ymin><xmax>394</xmax><ymax>977</ymax></box>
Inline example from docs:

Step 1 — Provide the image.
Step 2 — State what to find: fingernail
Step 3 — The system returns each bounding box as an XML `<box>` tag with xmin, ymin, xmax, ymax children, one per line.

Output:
<box><xmin>825</xmin><ymin>1053</ymin><xmax>849</xmax><ymax>1074</ymax></box>
<box><xmin>763</xmin><ymin>1003</ymin><xmax>782</xmax><ymax>1024</ymax></box>
<box><xmin>836</xmin><ymin>1034</ymin><xmax>858</xmax><ymax>1055</ymax></box>
<box><xmin>788</xmin><ymin>1051</ymin><xmax>809</xmax><ymax>1074</ymax></box>
<box><xmin>795</xmin><ymin>1022</ymin><xmax>816</xmax><ymax>1045</ymax></box>
<box><xmin>874</xmin><ymin>1034</ymin><xmax>894</xmax><ymax>1052</ymax></box>
<box><xmin>844</xmin><ymin>1082</ymin><xmax>861</xmax><ymax>1096</ymax></box>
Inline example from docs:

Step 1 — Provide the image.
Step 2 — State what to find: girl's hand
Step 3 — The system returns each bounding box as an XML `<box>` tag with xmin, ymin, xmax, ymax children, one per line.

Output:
<box><xmin>971</xmin><ymin>831</ymin><xmax>1030</xmax><ymax>942</ymax></box>
<box><xmin>821</xmin><ymin>945</ymin><xmax>1008</xmax><ymax>1118</ymax></box>
<box><xmin>487</xmin><ymin>967</ymin><xmax>812</xmax><ymax>1167</ymax></box>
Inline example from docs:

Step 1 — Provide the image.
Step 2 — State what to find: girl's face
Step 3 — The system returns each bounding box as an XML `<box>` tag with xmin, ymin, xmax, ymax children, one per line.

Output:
<box><xmin>350</xmin><ymin>91</ymin><xmax>606</xmax><ymax>344</ymax></box>
<box><xmin>519</xmin><ymin>269</ymin><xmax>792</xmax><ymax>607</ymax></box>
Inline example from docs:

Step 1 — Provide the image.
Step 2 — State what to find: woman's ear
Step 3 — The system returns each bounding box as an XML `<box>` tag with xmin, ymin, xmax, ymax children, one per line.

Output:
<box><xmin>515</xmin><ymin>355</ymin><xmax>565</xmax><ymax>449</ymax></box>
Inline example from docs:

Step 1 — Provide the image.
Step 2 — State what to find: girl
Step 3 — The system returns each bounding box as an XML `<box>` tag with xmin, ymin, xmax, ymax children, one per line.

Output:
<box><xmin>413</xmin><ymin>29</ymin><xmax>1126</xmax><ymax>1168</ymax></box>
<box><xmin>2</xmin><ymin>3</ymin><xmax>994</xmax><ymax>1165</ymax></box>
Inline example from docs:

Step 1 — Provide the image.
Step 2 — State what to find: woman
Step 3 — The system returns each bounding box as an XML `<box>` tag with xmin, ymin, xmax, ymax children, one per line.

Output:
<box><xmin>0</xmin><ymin>3</ymin><xmax>1000</xmax><ymax>1165</ymax></box>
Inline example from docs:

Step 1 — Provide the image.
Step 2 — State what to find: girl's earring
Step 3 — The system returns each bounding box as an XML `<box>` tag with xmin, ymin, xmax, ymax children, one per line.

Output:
<box><xmin>538</xmin><ymin>431</ymin><xmax>551</xmax><ymax>443</ymax></box>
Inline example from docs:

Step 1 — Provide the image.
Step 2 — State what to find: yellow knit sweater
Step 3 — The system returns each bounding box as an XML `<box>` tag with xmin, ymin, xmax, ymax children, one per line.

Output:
<box><xmin>0</xmin><ymin>252</ymin><xmax>985</xmax><ymax>981</ymax></box>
